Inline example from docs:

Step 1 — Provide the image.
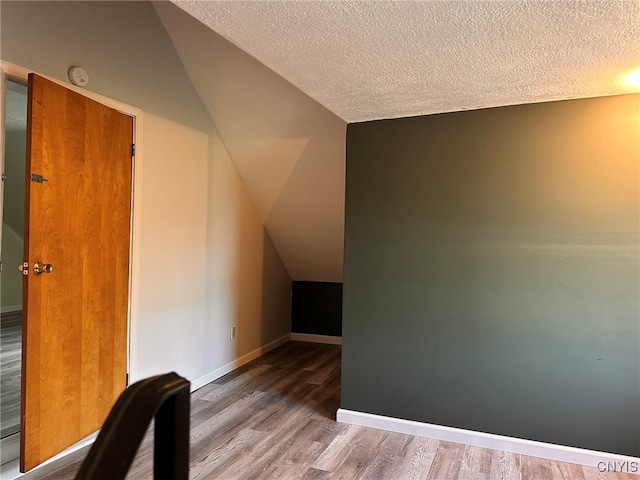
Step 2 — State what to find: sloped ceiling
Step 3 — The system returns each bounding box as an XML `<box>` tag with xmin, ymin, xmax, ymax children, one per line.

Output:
<box><xmin>155</xmin><ymin>0</ymin><xmax>639</xmax><ymax>282</ymax></box>
<box><xmin>153</xmin><ymin>2</ymin><xmax>346</xmax><ymax>282</ymax></box>
<box><xmin>170</xmin><ymin>1</ymin><xmax>640</xmax><ymax>123</ymax></box>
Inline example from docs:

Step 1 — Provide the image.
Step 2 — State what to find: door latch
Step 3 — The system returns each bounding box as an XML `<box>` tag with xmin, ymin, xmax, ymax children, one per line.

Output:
<box><xmin>30</xmin><ymin>173</ymin><xmax>48</xmax><ymax>183</ymax></box>
<box><xmin>19</xmin><ymin>262</ymin><xmax>29</xmax><ymax>275</ymax></box>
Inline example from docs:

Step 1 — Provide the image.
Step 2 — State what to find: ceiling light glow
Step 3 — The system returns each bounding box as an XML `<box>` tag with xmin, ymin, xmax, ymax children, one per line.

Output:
<box><xmin>622</xmin><ymin>68</ymin><xmax>640</xmax><ymax>90</ymax></box>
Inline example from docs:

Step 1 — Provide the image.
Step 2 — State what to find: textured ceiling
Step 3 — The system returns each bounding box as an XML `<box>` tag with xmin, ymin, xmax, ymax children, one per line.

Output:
<box><xmin>171</xmin><ymin>0</ymin><xmax>640</xmax><ymax>122</ymax></box>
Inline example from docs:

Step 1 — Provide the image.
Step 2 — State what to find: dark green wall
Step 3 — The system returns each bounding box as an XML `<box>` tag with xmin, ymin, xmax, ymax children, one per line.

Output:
<box><xmin>342</xmin><ymin>94</ymin><xmax>640</xmax><ymax>456</ymax></box>
<box><xmin>291</xmin><ymin>281</ymin><xmax>342</xmax><ymax>336</ymax></box>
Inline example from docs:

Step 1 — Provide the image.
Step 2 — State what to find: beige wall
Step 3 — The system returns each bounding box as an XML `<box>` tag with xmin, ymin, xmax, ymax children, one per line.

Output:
<box><xmin>154</xmin><ymin>1</ymin><xmax>347</xmax><ymax>282</ymax></box>
<box><xmin>1</xmin><ymin>1</ymin><xmax>291</xmax><ymax>384</ymax></box>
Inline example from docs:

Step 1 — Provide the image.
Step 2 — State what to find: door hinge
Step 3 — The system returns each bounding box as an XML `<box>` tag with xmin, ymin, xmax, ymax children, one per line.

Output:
<box><xmin>126</xmin><ymin>373</ymin><xmax>129</xmax><ymax>386</ymax></box>
<box><xmin>1</xmin><ymin>173</ymin><xmax>6</xmax><ymax>182</ymax></box>
<box><xmin>131</xmin><ymin>144</ymin><xmax>135</xmax><ymax>157</ymax></box>
<box><xmin>30</xmin><ymin>173</ymin><xmax>48</xmax><ymax>183</ymax></box>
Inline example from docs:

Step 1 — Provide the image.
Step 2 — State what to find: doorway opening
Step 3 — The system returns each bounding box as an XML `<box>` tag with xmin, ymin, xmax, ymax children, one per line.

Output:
<box><xmin>0</xmin><ymin>63</ymin><xmax>143</xmax><ymax>474</ymax></box>
<box><xmin>1</xmin><ymin>79</ymin><xmax>27</xmax><ymax>441</ymax></box>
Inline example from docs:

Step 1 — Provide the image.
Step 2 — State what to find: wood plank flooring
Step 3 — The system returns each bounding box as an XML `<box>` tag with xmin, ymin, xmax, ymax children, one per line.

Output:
<box><xmin>1</xmin><ymin>310</ymin><xmax>21</xmax><ymax>438</ymax></box>
<box><xmin>38</xmin><ymin>342</ymin><xmax>637</xmax><ymax>479</ymax></box>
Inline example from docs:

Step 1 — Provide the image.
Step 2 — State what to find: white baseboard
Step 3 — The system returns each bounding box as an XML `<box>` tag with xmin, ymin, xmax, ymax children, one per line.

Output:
<box><xmin>1</xmin><ymin>305</ymin><xmax>22</xmax><ymax>314</ymax></box>
<box><xmin>190</xmin><ymin>333</ymin><xmax>291</xmax><ymax>392</ymax></box>
<box><xmin>0</xmin><ymin>434</ymin><xmax>19</xmax><ymax>466</ymax></box>
<box><xmin>337</xmin><ymin>409</ymin><xmax>640</xmax><ymax>475</ymax></box>
<box><xmin>0</xmin><ymin>432</ymin><xmax>97</xmax><ymax>480</ymax></box>
<box><xmin>290</xmin><ymin>333</ymin><xmax>342</xmax><ymax>345</ymax></box>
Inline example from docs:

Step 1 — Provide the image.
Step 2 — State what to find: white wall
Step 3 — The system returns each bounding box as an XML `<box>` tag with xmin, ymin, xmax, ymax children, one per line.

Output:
<box><xmin>0</xmin><ymin>1</ymin><xmax>291</xmax><ymax>385</ymax></box>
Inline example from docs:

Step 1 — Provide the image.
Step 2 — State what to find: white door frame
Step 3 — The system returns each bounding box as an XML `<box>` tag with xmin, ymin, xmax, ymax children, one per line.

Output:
<box><xmin>0</xmin><ymin>60</ymin><xmax>143</xmax><ymax>470</ymax></box>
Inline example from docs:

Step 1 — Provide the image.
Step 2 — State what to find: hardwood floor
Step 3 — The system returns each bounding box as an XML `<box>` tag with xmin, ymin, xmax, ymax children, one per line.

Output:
<box><xmin>39</xmin><ymin>342</ymin><xmax>636</xmax><ymax>479</ymax></box>
<box><xmin>1</xmin><ymin>310</ymin><xmax>21</xmax><ymax>438</ymax></box>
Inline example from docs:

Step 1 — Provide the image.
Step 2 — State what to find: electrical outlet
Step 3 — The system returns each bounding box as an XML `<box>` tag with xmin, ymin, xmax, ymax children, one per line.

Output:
<box><xmin>231</xmin><ymin>325</ymin><xmax>237</xmax><ymax>340</ymax></box>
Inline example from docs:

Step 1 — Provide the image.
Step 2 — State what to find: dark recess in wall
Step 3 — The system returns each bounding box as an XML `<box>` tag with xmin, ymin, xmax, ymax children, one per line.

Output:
<box><xmin>292</xmin><ymin>281</ymin><xmax>343</xmax><ymax>336</ymax></box>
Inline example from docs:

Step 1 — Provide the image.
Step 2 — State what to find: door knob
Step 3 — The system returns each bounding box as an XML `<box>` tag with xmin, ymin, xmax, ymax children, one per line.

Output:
<box><xmin>33</xmin><ymin>262</ymin><xmax>53</xmax><ymax>274</ymax></box>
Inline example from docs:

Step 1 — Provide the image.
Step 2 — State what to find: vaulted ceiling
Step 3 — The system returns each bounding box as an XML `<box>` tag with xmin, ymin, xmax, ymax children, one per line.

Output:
<box><xmin>154</xmin><ymin>1</ymin><xmax>639</xmax><ymax>282</ymax></box>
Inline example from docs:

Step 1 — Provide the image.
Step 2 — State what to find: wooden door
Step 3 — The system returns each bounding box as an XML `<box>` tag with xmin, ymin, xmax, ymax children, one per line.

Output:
<box><xmin>21</xmin><ymin>74</ymin><xmax>133</xmax><ymax>472</ymax></box>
